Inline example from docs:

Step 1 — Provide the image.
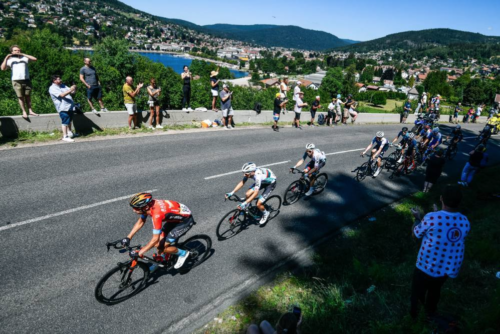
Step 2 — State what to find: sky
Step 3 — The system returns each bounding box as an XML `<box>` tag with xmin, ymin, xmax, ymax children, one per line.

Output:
<box><xmin>120</xmin><ymin>0</ymin><xmax>500</xmax><ymax>41</ymax></box>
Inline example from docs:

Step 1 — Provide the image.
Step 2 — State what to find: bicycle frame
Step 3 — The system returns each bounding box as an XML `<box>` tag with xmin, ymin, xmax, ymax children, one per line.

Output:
<box><xmin>106</xmin><ymin>240</ymin><xmax>171</xmax><ymax>271</ymax></box>
<box><xmin>226</xmin><ymin>194</ymin><xmax>263</xmax><ymax>219</ymax></box>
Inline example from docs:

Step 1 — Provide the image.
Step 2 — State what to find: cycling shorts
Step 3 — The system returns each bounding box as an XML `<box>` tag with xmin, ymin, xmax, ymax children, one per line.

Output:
<box><xmin>405</xmin><ymin>146</ymin><xmax>416</xmax><ymax>156</ymax></box>
<box><xmin>250</xmin><ymin>181</ymin><xmax>276</xmax><ymax>202</ymax></box>
<box><xmin>161</xmin><ymin>216</ymin><xmax>194</xmax><ymax>243</ymax></box>
<box><xmin>373</xmin><ymin>144</ymin><xmax>389</xmax><ymax>157</ymax></box>
<box><xmin>305</xmin><ymin>159</ymin><xmax>325</xmax><ymax>175</ymax></box>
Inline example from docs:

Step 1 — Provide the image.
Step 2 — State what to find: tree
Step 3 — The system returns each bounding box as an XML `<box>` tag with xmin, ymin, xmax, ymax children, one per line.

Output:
<box><xmin>360</xmin><ymin>66</ymin><xmax>374</xmax><ymax>83</ymax></box>
<box><xmin>408</xmin><ymin>76</ymin><xmax>415</xmax><ymax>88</ymax></box>
<box><xmin>372</xmin><ymin>92</ymin><xmax>387</xmax><ymax>106</ymax></box>
<box><xmin>342</xmin><ymin>64</ymin><xmax>357</xmax><ymax>96</ymax></box>
<box><xmin>321</xmin><ymin>67</ymin><xmax>343</xmax><ymax>98</ymax></box>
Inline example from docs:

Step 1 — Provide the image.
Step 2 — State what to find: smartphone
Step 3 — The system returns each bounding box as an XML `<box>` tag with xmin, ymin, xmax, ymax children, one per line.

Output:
<box><xmin>292</xmin><ymin>306</ymin><xmax>301</xmax><ymax>318</ymax></box>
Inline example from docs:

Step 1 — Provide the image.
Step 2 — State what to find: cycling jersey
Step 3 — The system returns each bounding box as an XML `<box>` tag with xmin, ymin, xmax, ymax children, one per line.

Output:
<box><xmin>302</xmin><ymin>148</ymin><xmax>327</xmax><ymax>169</ymax></box>
<box><xmin>419</xmin><ymin>128</ymin><xmax>432</xmax><ymax>139</ymax></box>
<box><xmin>146</xmin><ymin>200</ymin><xmax>192</xmax><ymax>235</ymax></box>
<box><xmin>405</xmin><ymin>139</ymin><xmax>418</xmax><ymax>156</ymax></box>
<box><xmin>451</xmin><ymin>129</ymin><xmax>463</xmax><ymax>141</ymax></box>
<box><xmin>372</xmin><ymin>137</ymin><xmax>388</xmax><ymax>149</ymax></box>
<box><xmin>428</xmin><ymin>132</ymin><xmax>442</xmax><ymax>146</ymax></box>
<box><xmin>244</xmin><ymin>168</ymin><xmax>276</xmax><ymax>190</ymax></box>
<box><xmin>397</xmin><ymin>131</ymin><xmax>410</xmax><ymax>145</ymax></box>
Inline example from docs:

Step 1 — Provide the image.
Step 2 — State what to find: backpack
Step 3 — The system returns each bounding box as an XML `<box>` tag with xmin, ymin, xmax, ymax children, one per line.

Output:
<box><xmin>254</xmin><ymin>102</ymin><xmax>262</xmax><ymax>114</ymax></box>
<box><xmin>317</xmin><ymin>113</ymin><xmax>326</xmax><ymax>125</ymax></box>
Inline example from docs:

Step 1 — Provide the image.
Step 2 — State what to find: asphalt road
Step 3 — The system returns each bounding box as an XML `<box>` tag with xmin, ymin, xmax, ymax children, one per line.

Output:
<box><xmin>0</xmin><ymin>122</ymin><xmax>498</xmax><ymax>334</ymax></box>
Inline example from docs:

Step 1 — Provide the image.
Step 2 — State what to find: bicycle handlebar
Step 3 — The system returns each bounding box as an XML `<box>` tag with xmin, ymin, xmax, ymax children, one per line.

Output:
<box><xmin>225</xmin><ymin>194</ymin><xmax>245</xmax><ymax>203</ymax></box>
<box><xmin>106</xmin><ymin>239</ymin><xmax>141</xmax><ymax>252</ymax></box>
<box><xmin>290</xmin><ymin>167</ymin><xmax>305</xmax><ymax>175</ymax></box>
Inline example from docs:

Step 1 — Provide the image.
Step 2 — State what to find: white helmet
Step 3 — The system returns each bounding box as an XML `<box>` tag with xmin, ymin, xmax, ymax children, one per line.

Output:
<box><xmin>376</xmin><ymin>131</ymin><xmax>384</xmax><ymax>138</ymax></box>
<box><xmin>241</xmin><ymin>162</ymin><xmax>257</xmax><ymax>173</ymax></box>
<box><xmin>306</xmin><ymin>143</ymin><xmax>315</xmax><ymax>150</ymax></box>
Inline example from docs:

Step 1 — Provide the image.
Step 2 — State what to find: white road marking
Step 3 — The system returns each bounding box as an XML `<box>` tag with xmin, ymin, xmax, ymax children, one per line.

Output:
<box><xmin>0</xmin><ymin>189</ymin><xmax>158</xmax><ymax>232</ymax></box>
<box><xmin>325</xmin><ymin>148</ymin><xmax>365</xmax><ymax>156</ymax></box>
<box><xmin>204</xmin><ymin>161</ymin><xmax>291</xmax><ymax>180</ymax></box>
<box><xmin>204</xmin><ymin>148</ymin><xmax>366</xmax><ymax>180</ymax></box>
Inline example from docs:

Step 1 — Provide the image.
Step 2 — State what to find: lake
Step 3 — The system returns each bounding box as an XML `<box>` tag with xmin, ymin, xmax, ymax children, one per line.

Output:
<box><xmin>138</xmin><ymin>52</ymin><xmax>249</xmax><ymax>78</ymax></box>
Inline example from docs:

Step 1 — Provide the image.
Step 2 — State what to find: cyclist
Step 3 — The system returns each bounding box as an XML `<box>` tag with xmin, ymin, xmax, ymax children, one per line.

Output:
<box><xmin>477</xmin><ymin>124</ymin><xmax>492</xmax><ymax>146</ymax></box>
<box><xmin>290</xmin><ymin>143</ymin><xmax>327</xmax><ymax>196</ymax></box>
<box><xmin>391</xmin><ymin>127</ymin><xmax>410</xmax><ymax>163</ymax></box>
<box><xmin>225</xmin><ymin>162</ymin><xmax>277</xmax><ymax>225</ymax></box>
<box><xmin>403</xmin><ymin>132</ymin><xmax>418</xmax><ymax>170</ymax></box>
<box><xmin>361</xmin><ymin>131</ymin><xmax>389</xmax><ymax>177</ymax></box>
<box><xmin>422</xmin><ymin>127</ymin><xmax>442</xmax><ymax>162</ymax></box>
<box><xmin>402</xmin><ymin>98</ymin><xmax>411</xmax><ymax>123</ymax></box>
<box><xmin>123</xmin><ymin>192</ymin><xmax>194</xmax><ymax>271</ymax></box>
<box><xmin>417</xmin><ymin>124</ymin><xmax>432</xmax><ymax>143</ymax></box>
<box><xmin>446</xmin><ymin>125</ymin><xmax>464</xmax><ymax>144</ymax></box>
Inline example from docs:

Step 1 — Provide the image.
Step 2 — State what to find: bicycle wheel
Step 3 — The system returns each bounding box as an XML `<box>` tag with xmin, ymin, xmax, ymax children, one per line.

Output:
<box><xmin>313</xmin><ymin>173</ymin><xmax>328</xmax><ymax>195</ymax></box>
<box><xmin>284</xmin><ymin>180</ymin><xmax>304</xmax><ymax>205</ymax></box>
<box><xmin>356</xmin><ymin>162</ymin><xmax>369</xmax><ymax>182</ymax></box>
<box><xmin>95</xmin><ymin>261</ymin><xmax>149</xmax><ymax>305</ymax></box>
<box><xmin>264</xmin><ymin>195</ymin><xmax>282</xmax><ymax>220</ymax></box>
<box><xmin>177</xmin><ymin>234</ymin><xmax>212</xmax><ymax>271</ymax></box>
<box><xmin>216</xmin><ymin>209</ymin><xmax>245</xmax><ymax>241</ymax></box>
<box><xmin>384</xmin><ymin>152</ymin><xmax>398</xmax><ymax>170</ymax></box>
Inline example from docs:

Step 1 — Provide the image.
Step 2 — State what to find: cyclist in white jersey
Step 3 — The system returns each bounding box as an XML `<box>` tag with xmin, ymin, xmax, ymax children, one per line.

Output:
<box><xmin>291</xmin><ymin>143</ymin><xmax>327</xmax><ymax>196</ymax></box>
<box><xmin>225</xmin><ymin>162</ymin><xmax>277</xmax><ymax>225</ymax></box>
<box><xmin>361</xmin><ymin>131</ymin><xmax>389</xmax><ymax>177</ymax></box>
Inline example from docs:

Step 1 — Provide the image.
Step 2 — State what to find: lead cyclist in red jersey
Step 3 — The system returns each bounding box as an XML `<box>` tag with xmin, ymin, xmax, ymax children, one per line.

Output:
<box><xmin>122</xmin><ymin>192</ymin><xmax>194</xmax><ymax>270</ymax></box>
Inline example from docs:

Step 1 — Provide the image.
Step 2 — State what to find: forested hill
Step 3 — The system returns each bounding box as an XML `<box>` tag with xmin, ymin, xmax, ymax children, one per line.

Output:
<box><xmin>202</xmin><ymin>24</ymin><xmax>352</xmax><ymax>51</ymax></box>
<box><xmin>336</xmin><ymin>28</ymin><xmax>500</xmax><ymax>52</ymax></box>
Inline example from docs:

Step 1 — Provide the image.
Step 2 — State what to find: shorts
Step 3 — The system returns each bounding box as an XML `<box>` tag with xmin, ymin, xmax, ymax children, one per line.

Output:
<box><xmin>148</xmin><ymin>100</ymin><xmax>160</xmax><ymax>107</ymax></box>
<box><xmin>12</xmin><ymin>79</ymin><xmax>32</xmax><ymax>98</ymax></box>
<box><xmin>273</xmin><ymin>112</ymin><xmax>280</xmax><ymax>122</ymax></box>
<box><xmin>250</xmin><ymin>181</ymin><xmax>276</xmax><ymax>202</ymax></box>
<box><xmin>402</xmin><ymin>111</ymin><xmax>408</xmax><ymax>118</ymax></box>
<box><xmin>305</xmin><ymin>159</ymin><xmax>326</xmax><ymax>175</ymax></box>
<box><xmin>294</xmin><ymin>112</ymin><xmax>301</xmax><ymax>120</ymax></box>
<box><xmin>405</xmin><ymin>146</ymin><xmax>415</xmax><ymax>157</ymax></box>
<box><xmin>125</xmin><ymin>103</ymin><xmax>137</xmax><ymax>115</ymax></box>
<box><xmin>211</xmin><ymin>89</ymin><xmax>218</xmax><ymax>97</ymax></box>
<box><xmin>59</xmin><ymin>110</ymin><xmax>74</xmax><ymax>126</ymax></box>
<box><xmin>222</xmin><ymin>107</ymin><xmax>234</xmax><ymax>117</ymax></box>
<box><xmin>327</xmin><ymin>110</ymin><xmax>335</xmax><ymax>118</ymax></box>
<box><xmin>453</xmin><ymin>112</ymin><xmax>458</xmax><ymax>118</ymax></box>
<box><xmin>373</xmin><ymin>144</ymin><xmax>389</xmax><ymax>157</ymax></box>
<box><xmin>343</xmin><ymin>108</ymin><xmax>350</xmax><ymax>118</ymax></box>
<box><xmin>86</xmin><ymin>85</ymin><xmax>102</xmax><ymax>100</ymax></box>
<box><xmin>349</xmin><ymin>109</ymin><xmax>358</xmax><ymax>117</ymax></box>
<box><xmin>310</xmin><ymin>110</ymin><xmax>316</xmax><ymax>119</ymax></box>
<box><xmin>161</xmin><ymin>216</ymin><xmax>194</xmax><ymax>243</ymax></box>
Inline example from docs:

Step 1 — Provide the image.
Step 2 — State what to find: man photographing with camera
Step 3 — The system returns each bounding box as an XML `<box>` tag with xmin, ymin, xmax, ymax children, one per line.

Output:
<box><xmin>220</xmin><ymin>84</ymin><xmax>234</xmax><ymax>129</ymax></box>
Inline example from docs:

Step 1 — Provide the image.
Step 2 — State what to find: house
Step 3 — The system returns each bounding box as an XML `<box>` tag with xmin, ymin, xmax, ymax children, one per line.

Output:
<box><xmin>417</xmin><ymin>73</ymin><xmax>427</xmax><ymax>82</ymax></box>
<box><xmin>383</xmin><ymin>80</ymin><xmax>394</xmax><ymax>87</ymax></box>
<box><xmin>447</xmin><ymin>75</ymin><xmax>457</xmax><ymax>82</ymax></box>
<box><xmin>494</xmin><ymin>94</ymin><xmax>500</xmax><ymax>104</ymax></box>
<box><xmin>355</xmin><ymin>83</ymin><xmax>366</xmax><ymax>93</ymax></box>
<box><xmin>372</xmin><ymin>76</ymin><xmax>381</xmax><ymax>84</ymax></box>
<box><xmin>366</xmin><ymin>85</ymin><xmax>380</xmax><ymax>91</ymax></box>
<box><xmin>407</xmin><ymin>87</ymin><xmax>419</xmax><ymax>100</ymax></box>
<box><xmin>260</xmin><ymin>78</ymin><xmax>280</xmax><ymax>88</ymax></box>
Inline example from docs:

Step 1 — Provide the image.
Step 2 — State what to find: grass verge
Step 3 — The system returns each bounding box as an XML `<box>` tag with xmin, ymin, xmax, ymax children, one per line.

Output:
<box><xmin>199</xmin><ymin>167</ymin><xmax>500</xmax><ymax>333</ymax></box>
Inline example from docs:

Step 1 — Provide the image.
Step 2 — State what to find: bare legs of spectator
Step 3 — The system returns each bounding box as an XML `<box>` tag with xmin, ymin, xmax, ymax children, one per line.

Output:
<box><xmin>18</xmin><ymin>95</ymin><xmax>37</xmax><ymax>118</ymax></box>
<box><xmin>294</xmin><ymin>117</ymin><xmax>301</xmax><ymax>129</ymax></box>
<box><xmin>211</xmin><ymin>96</ymin><xmax>218</xmax><ymax>111</ymax></box>
<box><xmin>149</xmin><ymin>105</ymin><xmax>161</xmax><ymax>128</ymax></box>
<box><xmin>128</xmin><ymin>114</ymin><xmax>138</xmax><ymax>129</ymax></box>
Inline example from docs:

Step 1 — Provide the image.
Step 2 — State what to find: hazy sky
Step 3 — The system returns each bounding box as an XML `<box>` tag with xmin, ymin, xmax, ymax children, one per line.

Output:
<box><xmin>120</xmin><ymin>0</ymin><xmax>500</xmax><ymax>41</ymax></box>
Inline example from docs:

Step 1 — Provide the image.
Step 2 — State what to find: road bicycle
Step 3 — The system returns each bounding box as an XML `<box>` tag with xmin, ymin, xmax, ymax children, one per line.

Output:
<box><xmin>283</xmin><ymin>168</ymin><xmax>328</xmax><ymax>205</ymax></box>
<box><xmin>390</xmin><ymin>154</ymin><xmax>416</xmax><ymax>179</ymax></box>
<box><xmin>443</xmin><ymin>138</ymin><xmax>459</xmax><ymax>160</ymax></box>
<box><xmin>95</xmin><ymin>234</ymin><xmax>212</xmax><ymax>305</ymax></box>
<box><xmin>383</xmin><ymin>144</ymin><xmax>403</xmax><ymax>171</ymax></box>
<box><xmin>354</xmin><ymin>153</ymin><xmax>381</xmax><ymax>181</ymax></box>
<box><xmin>216</xmin><ymin>193</ymin><xmax>282</xmax><ymax>241</ymax></box>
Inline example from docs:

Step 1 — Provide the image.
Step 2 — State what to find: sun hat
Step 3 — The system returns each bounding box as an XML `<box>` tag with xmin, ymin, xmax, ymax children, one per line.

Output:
<box><xmin>210</xmin><ymin>71</ymin><xmax>218</xmax><ymax>77</ymax></box>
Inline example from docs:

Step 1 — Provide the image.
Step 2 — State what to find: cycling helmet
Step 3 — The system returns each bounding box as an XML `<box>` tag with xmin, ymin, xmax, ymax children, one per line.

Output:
<box><xmin>432</xmin><ymin>127</ymin><xmax>440</xmax><ymax>133</ymax></box>
<box><xmin>242</xmin><ymin>162</ymin><xmax>257</xmax><ymax>173</ymax></box>
<box><xmin>376</xmin><ymin>131</ymin><xmax>384</xmax><ymax>138</ymax></box>
<box><xmin>402</xmin><ymin>127</ymin><xmax>408</xmax><ymax>132</ymax></box>
<box><xmin>424</xmin><ymin>124</ymin><xmax>430</xmax><ymax>129</ymax></box>
<box><xmin>407</xmin><ymin>132</ymin><xmax>415</xmax><ymax>139</ymax></box>
<box><xmin>130</xmin><ymin>192</ymin><xmax>153</xmax><ymax>209</ymax></box>
<box><xmin>305</xmin><ymin>143</ymin><xmax>316</xmax><ymax>150</ymax></box>
<box><xmin>455</xmin><ymin>125</ymin><xmax>461</xmax><ymax>129</ymax></box>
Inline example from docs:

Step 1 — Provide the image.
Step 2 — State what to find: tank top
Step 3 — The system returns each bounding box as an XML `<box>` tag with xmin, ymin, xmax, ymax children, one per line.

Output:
<box><xmin>183</xmin><ymin>74</ymin><xmax>191</xmax><ymax>86</ymax></box>
<box><xmin>148</xmin><ymin>86</ymin><xmax>160</xmax><ymax>102</ymax></box>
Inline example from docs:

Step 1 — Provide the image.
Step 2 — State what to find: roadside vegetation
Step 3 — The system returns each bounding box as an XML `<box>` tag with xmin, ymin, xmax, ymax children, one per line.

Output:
<box><xmin>199</xmin><ymin>167</ymin><xmax>500</xmax><ymax>333</ymax></box>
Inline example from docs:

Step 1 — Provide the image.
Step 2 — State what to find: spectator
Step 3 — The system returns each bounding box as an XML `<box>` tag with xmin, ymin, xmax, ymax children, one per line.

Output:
<box><xmin>123</xmin><ymin>76</ymin><xmax>143</xmax><ymax>130</ymax></box>
<box><xmin>79</xmin><ymin>57</ymin><xmax>108</xmax><ymax>114</ymax></box>
<box><xmin>294</xmin><ymin>91</ymin><xmax>307</xmax><ymax>130</ymax></box>
<box><xmin>279</xmin><ymin>77</ymin><xmax>290</xmax><ymax>113</ymax></box>
<box><xmin>1</xmin><ymin>45</ymin><xmax>38</xmax><ymax>119</ymax></box>
<box><xmin>464</xmin><ymin>107</ymin><xmax>474</xmax><ymax>123</ymax></box>
<box><xmin>459</xmin><ymin>145</ymin><xmax>487</xmax><ymax>186</ymax></box>
<box><xmin>181</xmin><ymin>65</ymin><xmax>193</xmax><ymax>112</ymax></box>
<box><xmin>147</xmin><ymin>78</ymin><xmax>162</xmax><ymax>129</ymax></box>
<box><xmin>326</xmin><ymin>97</ymin><xmax>337</xmax><ymax>127</ymax></box>
<box><xmin>343</xmin><ymin>94</ymin><xmax>354</xmax><ymax>125</ymax></box>
<box><xmin>435</xmin><ymin>95</ymin><xmax>441</xmax><ymax>119</ymax></box>
<box><xmin>273</xmin><ymin>93</ymin><xmax>287</xmax><ymax>132</ymax></box>
<box><xmin>410</xmin><ymin>185</ymin><xmax>470</xmax><ymax>319</ymax></box>
<box><xmin>402</xmin><ymin>98</ymin><xmax>411</xmax><ymax>123</ymax></box>
<box><xmin>293</xmin><ymin>81</ymin><xmax>302</xmax><ymax>102</ymax></box>
<box><xmin>210</xmin><ymin>69</ymin><xmax>220</xmax><ymax>111</ymax></box>
<box><xmin>247</xmin><ymin>312</ymin><xmax>302</xmax><ymax>334</ymax></box>
<box><xmin>452</xmin><ymin>103</ymin><xmax>462</xmax><ymax>124</ymax></box>
<box><xmin>423</xmin><ymin>148</ymin><xmax>446</xmax><ymax>193</ymax></box>
<box><xmin>415</xmin><ymin>92</ymin><xmax>425</xmax><ymax>114</ymax></box>
<box><xmin>309</xmin><ymin>96</ymin><xmax>321</xmax><ymax>127</ymax></box>
<box><xmin>48</xmin><ymin>75</ymin><xmax>77</xmax><ymax>143</ymax></box>
<box><xmin>334</xmin><ymin>94</ymin><xmax>344</xmax><ymax>124</ymax></box>
<box><xmin>472</xmin><ymin>104</ymin><xmax>482</xmax><ymax>123</ymax></box>
<box><xmin>220</xmin><ymin>84</ymin><xmax>234</xmax><ymax>129</ymax></box>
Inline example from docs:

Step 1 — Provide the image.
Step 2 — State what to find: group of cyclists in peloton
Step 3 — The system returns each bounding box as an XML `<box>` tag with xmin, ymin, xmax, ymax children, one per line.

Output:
<box><xmin>120</xmin><ymin>144</ymin><xmax>327</xmax><ymax>272</ymax></box>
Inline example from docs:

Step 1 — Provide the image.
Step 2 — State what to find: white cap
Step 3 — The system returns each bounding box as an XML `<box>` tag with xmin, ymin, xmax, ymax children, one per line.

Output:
<box><xmin>223</xmin><ymin>84</ymin><xmax>228</xmax><ymax>88</ymax></box>
<box><xmin>316</xmin><ymin>96</ymin><xmax>320</xmax><ymax>99</ymax></box>
<box><xmin>297</xmin><ymin>81</ymin><xmax>302</xmax><ymax>85</ymax></box>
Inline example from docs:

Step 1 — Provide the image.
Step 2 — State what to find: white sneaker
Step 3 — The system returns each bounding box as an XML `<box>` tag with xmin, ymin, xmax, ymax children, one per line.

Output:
<box><xmin>259</xmin><ymin>210</ymin><xmax>270</xmax><ymax>225</ymax></box>
<box><xmin>156</xmin><ymin>124</ymin><xmax>164</xmax><ymax>129</ymax></box>
<box><xmin>91</xmin><ymin>109</ymin><xmax>98</xmax><ymax>114</ymax></box>
<box><xmin>174</xmin><ymin>251</ymin><xmax>191</xmax><ymax>269</ymax></box>
<box><xmin>148</xmin><ymin>126</ymin><xmax>154</xmax><ymax>130</ymax></box>
<box><xmin>62</xmin><ymin>136</ymin><xmax>74</xmax><ymax>142</ymax></box>
<box><xmin>101</xmin><ymin>108</ymin><xmax>108</xmax><ymax>112</ymax></box>
<box><xmin>67</xmin><ymin>130</ymin><xmax>74</xmax><ymax>138</ymax></box>
<box><xmin>187</xmin><ymin>107</ymin><xmax>193</xmax><ymax>112</ymax></box>
<box><xmin>397</xmin><ymin>156</ymin><xmax>404</xmax><ymax>164</ymax></box>
<box><xmin>373</xmin><ymin>167</ymin><xmax>381</xmax><ymax>177</ymax></box>
<box><xmin>182</xmin><ymin>108</ymin><xmax>188</xmax><ymax>111</ymax></box>
<box><xmin>305</xmin><ymin>187</ymin><xmax>315</xmax><ymax>196</ymax></box>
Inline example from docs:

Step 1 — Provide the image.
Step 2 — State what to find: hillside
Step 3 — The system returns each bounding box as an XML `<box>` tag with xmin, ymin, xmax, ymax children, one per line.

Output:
<box><xmin>203</xmin><ymin>24</ymin><xmax>350</xmax><ymax>51</ymax></box>
<box><xmin>336</xmin><ymin>28</ymin><xmax>500</xmax><ymax>52</ymax></box>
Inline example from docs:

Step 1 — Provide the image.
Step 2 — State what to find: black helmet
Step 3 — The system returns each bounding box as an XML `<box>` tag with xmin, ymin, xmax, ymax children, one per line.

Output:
<box><xmin>402</xmin><ymin>127</ymin><xmax>408</xmax><ymax>132</ymax></box>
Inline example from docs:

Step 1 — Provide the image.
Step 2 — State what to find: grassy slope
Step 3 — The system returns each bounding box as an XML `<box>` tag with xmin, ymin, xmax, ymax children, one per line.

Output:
<box><xmin>200</xmin><ymin>167</ymin><xmax>500</xmax><ymax>333</ymax></box>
